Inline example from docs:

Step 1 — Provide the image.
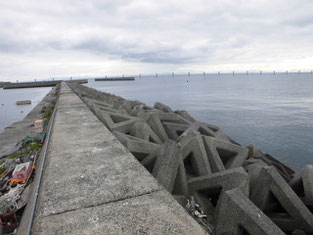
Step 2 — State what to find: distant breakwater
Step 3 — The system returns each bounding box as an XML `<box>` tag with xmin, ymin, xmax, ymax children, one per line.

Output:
<box><xmin>95</xmin><ymin>77</ymin><xmax>135</xmax><ymax>81</ymax></box>
<box><xmin>3</xmin><ymin>80</ymin><xmax>88</xmax><ymax>89</ymax></box>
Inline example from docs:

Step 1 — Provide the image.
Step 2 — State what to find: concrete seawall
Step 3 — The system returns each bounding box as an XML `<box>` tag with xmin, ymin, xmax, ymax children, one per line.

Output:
<box><xmin>22</xmin><ymin>82</ymin><xmax>206</xmax><ymax>234</ymax></box>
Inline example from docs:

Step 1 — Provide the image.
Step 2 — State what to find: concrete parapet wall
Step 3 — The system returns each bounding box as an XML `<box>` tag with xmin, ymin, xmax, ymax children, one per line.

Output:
<box><xmin>67</xmin><ymin>81</ymin><xmax>313</xmax><ymax>234</ymax></box>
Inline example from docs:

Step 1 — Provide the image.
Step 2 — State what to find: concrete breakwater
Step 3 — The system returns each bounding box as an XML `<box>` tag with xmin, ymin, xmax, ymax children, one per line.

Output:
<box><xmin>95</xmin><ymin>77</ymin><xmax>135</xmax><ymax>81</ymax></box>
<box><xmin>3</xmin><ymin>80</ymin><xmax>88</xmax><ymax>89</ymax></box>
<box><xmin>0</xmin><ymin>82</ymin><xmax>11</xmax><ymax>88</ymax></box>
<box><xmin>67</xmin><ymin>81</ymin><xmax>313</xmax><ymax>234</ymax></box>
<box><xmin>24</xmin><ymin>82</ymin><xmax>206</xmax><ymax>234</ymax></box>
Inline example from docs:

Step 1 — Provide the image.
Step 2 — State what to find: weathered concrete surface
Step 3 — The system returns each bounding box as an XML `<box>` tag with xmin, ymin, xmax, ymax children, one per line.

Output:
<box><xmin>33</xmin><ymin>190</ymin><xmax>205</xmax><ymax>235</ymax></box>
<box><xmin>29</xmin><ymin>82</ymin><xmax>206</xmax><ymax>235</ymax></box>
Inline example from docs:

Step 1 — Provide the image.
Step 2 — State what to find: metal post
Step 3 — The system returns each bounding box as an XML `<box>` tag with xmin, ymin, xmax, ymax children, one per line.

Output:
<box><xmin>260</xmin><ymin>70</ymin><xmax>262</xmax><ymax>75</ymax></box>
<box><xmin>156</xmin><ymin>73</ymin><xmax>158</xmax><ymax>78</ymax></box>
<box><xmin>139</xmin><ymin>74</ymin><xmax>141</xmax><ymax>79</ymax></box>
<box><xmin>232</xmin><ymin>71</ymin><xmax>235</xmax><ymax>76</ymax></box>
<box><xmin>218</xmin><ymin>71</ymin><xmax>220</xmax><ymax>76</ymax></box>
<box><xmin>203</xmin><ymin>72</ymin><xmax>206</xmax><ymax>77</ymax></box>
<box><xmin>188</xmin><ymin>72</ymin><xmax>190</xmax><ymax>77</ymax></box>
<box><xmin>172</xmin><ymin>72</ymin><xmax>174</xmax><ymax>78</ymax></box>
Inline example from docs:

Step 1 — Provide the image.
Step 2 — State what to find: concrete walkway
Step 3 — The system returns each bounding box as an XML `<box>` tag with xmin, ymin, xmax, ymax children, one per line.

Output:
<box><xmin>29</xmin><ymin>82</ymin><xmax>206</xmax><ymax>234</ymax></box>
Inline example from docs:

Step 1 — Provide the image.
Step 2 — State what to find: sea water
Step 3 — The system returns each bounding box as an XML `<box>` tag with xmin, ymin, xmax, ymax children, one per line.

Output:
<box><xmin>0</xmin><ymin>87</ymin><xmax>52</xmax><ymax>133</ymax></box>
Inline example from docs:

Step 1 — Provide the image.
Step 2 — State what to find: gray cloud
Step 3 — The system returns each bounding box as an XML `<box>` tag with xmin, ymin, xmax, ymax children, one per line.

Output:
<box><xmin>0</xmin><ymin>0</ymin><xmax>313</xmax><ymax>80</ymax></box>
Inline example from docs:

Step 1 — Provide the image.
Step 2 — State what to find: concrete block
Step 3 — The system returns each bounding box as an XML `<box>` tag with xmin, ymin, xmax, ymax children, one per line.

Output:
<box><xmin>289</xmin><ymin>165</ymin><xmax>313</xmax><ymax>211</ymax></box>
<box><xmin>172</xmin><ymin>162</ymin><xmax>189</xmax><ymax>197</ymax></box>
<box><xmin>179</xmin><ymin>131</ymin><xmax>212</xmax><ymax>179</ymax></box>
<box><xmin>247</xmin><ymin>144</ymin><xmax>294</xmax><ymax>182</ymax></box>
<box><xmin>154</xmin><ymin>112</ymin><xmax>192</xmax><ymax>125</ymax></box>
<box><xmin>175</xmin><ymin>110</ymin><xmax>196</xmax><ymax>123</ymax></box>
<box><xmin>121</xmin><ymin>100</ymin><xmax>143</xmax><ymax>114</ymax></box>
<box><xmin>140</xmin><ymin>154</ymin><xmax>158</xmax><ymax>173</ymax></box>
<box><xmin>154</xmin><ymin>101</ymin><xmax>174</xmax><ymax>113</ymax></box>
<box><xmin>129</xmin><ymin>121</ymin><xmax>162</xmax><ymax>144</ymax></box>
<box><xmin>179</xmin><ymin>121</ymin><xmax>230</xmax><ymax>142</ymax></box>
<box><xmin>162</xmin><ymin>122</ymin><xmax>190</xmax><ymax>141</ymax></box>
<box><xmin>130</xmin><ymin>105</ymin><xmax>160</xmax><ymax>119</ymax></box>
<box><xmin>113</xmin><ymin>131</ymin><xmax>161</xmax><ymax>162</ymax></box>
<box><xmin>188</xmin><ymin>167</ymin><xmax>249</xmax><ymax>218</ymax></box>
<box><xmin>216</xmin><ymin>188</ymin><xmax>285</xmax><ymax>235</ymax></box>
<box><xmin>243</xmin><ymin>158</ymin><xmax>269</xmax><ymax>174</ymax></box>
<box><xmin>96</xmin><ymin>110</ymin><xmax>141</xmax><ymax>133</ymax></box>
<box><xmin>147</xmin><ymin>114</ymin><xmax>170</xmax><ymax>143</ymax></box>
<box><xmin>202</xmin><ymin>136</ymin><xmax>249</xmax><ymax>172</ymax></box>
<box><xmin>250</xmin><ymin>166</ymin><xmax>313</xmax><ymax>233</ymax></box>
<box><xmin>152</xmin><ymin>140</ymin><xmax>182</xmax><ymax>192</ymax></box>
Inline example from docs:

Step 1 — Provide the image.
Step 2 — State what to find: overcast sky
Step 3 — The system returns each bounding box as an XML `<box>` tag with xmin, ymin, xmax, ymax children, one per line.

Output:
<box><xmin>1</xmin><ymin>0</ymin><xmax>313</xmax><ymax>81</ymax></box>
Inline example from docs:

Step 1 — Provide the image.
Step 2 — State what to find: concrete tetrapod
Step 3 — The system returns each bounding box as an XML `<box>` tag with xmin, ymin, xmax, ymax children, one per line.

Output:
<box><xmin>162</xmin><ymin>122</ymin><xmax>190</xmax><ymax>141</ymax></box>
<box><xmin>152</xmin><ymin>140</ymin><xmax>182</xmax><ymax>192</ymax></box>
<box><xmin>129</xmin><ymin>121</ymin><xmax>162</xmax><ymax>144</ymax></box>
<box><xmin>154</xmin><ymin>102</ymin><xmax>174</xmax><ymax>113</ymax></box>
<box><xmin>96</xmin><ymin>110</ymin><xmax>141</xmax><ymax>133</ymax></box>
<box><xmin>289</xmin><ymin>164</ymin><xmax>313</xmax><ymax>212</ymax></box>
<box><xmin>216</xmin><ymin>188</ymin><xmax>285</xmax><ymax>235</ymax></box>
<box><xmin>249</xmin><ymin>166</ymin><xmax>313</xmax><ymax>233</ymax></box>
<box><xmin>112</xmin><ymin>131</ymin><xmax>161</xmax><ymax>162</ymax></box>
<box><xmin>179</xmin><ymin>131</ymin><xmax>212</xmax><ymax>179</ymax></box>
<box><xmin>175</xmin><ymin>110</ymin><xmax>196</xmax><ymax>123</ymax></box>
<box><xmin>247</xmin><ymin>144</ymin><xmax>294</xmax><ymax>182</ymax></box>
<box><xmin>188</xmin><ymin>167</ymin><xmax>249</xmax><ymax>220</ymax></box>
<box><xmin>147</xmin><ymin>112</ymin><xmax>192</xmax><ymax>143</ymax></box>
<box><xmin>202</xmin><ymin>135</ymin><xmax>249</xmax><ymax>172</ymax></box>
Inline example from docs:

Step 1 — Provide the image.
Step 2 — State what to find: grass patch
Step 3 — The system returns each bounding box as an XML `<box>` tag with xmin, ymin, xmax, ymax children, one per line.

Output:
<box><xmin>7</xmin><ymin>152</ymin><xmax>23</xmax><ymax>159</ymax></box>
<box><xmin>0</xmin><ymin>159</ymin><xmax>5</xmax><ymax>166</ymax></box>
<box><xmin>27</xmin><ymin>142</ymin><xmax>42</xmax><ymax>152</ymax></box>
<box><xmin>0</xmin><ymin>167</ymin><xmax>5</xmax><ymax>175</ymax></box>
<box><xmin>43</xmin><ymin>106</ymin><xmax>53</xmax><ymax>119</ymax></box>
<box><xmin>6</xmin><ymin>141</ymin><xmax>42</xmax><ymax>159</ymax></box>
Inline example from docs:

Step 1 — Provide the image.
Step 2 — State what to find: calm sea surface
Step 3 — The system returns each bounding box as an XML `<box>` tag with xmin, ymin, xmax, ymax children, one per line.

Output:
<box><xmin>86</xmin><ymin>73</ymin><xmax>313</xmax><ymax>171</ymax></box>
<box><xmin>0</xmin><ymin>87</ymin><xmax>52</xmax><ymax>133</ymax></box>
<box><xmin>1</xmin><ymin>74</ymin><xmax>313</xmax><ymax>170</ymax></box>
